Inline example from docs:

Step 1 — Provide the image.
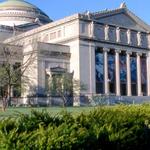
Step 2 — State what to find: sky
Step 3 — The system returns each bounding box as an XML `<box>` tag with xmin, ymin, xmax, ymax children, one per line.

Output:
<box><xmin>5</xmin><ymin>0</ymin><xmax>150</xmax><ymax>24</ymax></box>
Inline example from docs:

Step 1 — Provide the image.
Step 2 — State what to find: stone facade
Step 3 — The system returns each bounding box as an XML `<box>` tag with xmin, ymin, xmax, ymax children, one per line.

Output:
<box><xmin>0</xmin><ymin>1</ymin><xmax>150</xmax><ymax>105</ymax></box>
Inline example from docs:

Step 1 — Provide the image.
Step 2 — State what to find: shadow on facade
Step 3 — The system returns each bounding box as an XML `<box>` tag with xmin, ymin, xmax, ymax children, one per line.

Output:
<box><xmin>2</xmin><ymin>92</ymin><xmax>150</xmax><ymax>107</ymax></box>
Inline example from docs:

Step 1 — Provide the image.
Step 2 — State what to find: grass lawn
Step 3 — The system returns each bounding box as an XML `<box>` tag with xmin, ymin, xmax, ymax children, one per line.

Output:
<box><xmin>0</xmin><ymin>106</ymin><xmax>95</xmax><ymax>118</ymax></box>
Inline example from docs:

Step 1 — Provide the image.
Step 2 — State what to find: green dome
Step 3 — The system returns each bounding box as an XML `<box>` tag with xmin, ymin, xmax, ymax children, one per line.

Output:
<box><xmin>0</xmin><ymin>0</ymin><xmax>38</xmax><ymax>9</ymax></box>
<box><xmin>0</xmin><ymin>0</ymin><xmax>52</xmax><ymax>26</ymax></box>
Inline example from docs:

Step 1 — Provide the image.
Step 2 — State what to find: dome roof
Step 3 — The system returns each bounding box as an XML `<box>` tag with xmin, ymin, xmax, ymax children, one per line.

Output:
<box><xmin>0</xmin><ymin>0</ymin><xmax>52</xmax><ymax>26</ymax></box>
<box><xmin>0</xmin><ymin>0</ymin><xmax>38</xmax><ymax>8</ymax></box>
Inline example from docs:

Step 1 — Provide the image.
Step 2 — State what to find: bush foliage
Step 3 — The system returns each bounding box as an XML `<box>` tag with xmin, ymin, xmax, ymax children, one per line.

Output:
<box><xmin>1</xmin><ymin>105</ymin><xmax>150</xmax><ymax>149</ymax></box>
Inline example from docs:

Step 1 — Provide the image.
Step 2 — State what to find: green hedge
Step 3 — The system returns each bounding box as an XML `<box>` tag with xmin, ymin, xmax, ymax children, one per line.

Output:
<box><xmin>1</xmin><ymin>105</ymin><xmax>150</xmax><ymax>150</ymax></box>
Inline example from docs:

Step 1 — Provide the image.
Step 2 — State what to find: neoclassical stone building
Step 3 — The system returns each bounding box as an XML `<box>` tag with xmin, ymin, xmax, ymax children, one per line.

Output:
<box><xmin>0</xmin><ymin>0</ymin><xmax>150</xmax><ymax>105</ymax></box>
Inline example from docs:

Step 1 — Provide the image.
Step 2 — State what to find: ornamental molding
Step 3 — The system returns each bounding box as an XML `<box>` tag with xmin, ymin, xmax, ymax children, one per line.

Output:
<box><xmin>94</xmin><ymin>42</ymin><xmax>148</xmax><ymax>54</ymax></box>
<box><xmin>0</xmin><ymin>7</ymin><xmax>44</xmax><ymax>14</ymax></box>
<box><xmin>0</xmin><ymin>11</ymin><xmax>50</xmax><ymax>20</ymax></box>
<box><xmin>126</xmin><ymin>51</ymin><xmax>132</xmax><ymax>55</ymax></box>
<box><xmin>39</xmin><ymin>50</ymin><xmax>70</xmax><ymax>59</ymax></box>
<box><xmin>103</xmin><ymin>47</ymin><xmax>110</xmax><ymax>52</ymax></box>
<box><xmin>0</xmin><ymin>16</ymin><xmax>34</xmax><ymax>21</ymax></box>
<box><xmin>0</xmin><ymin>12</ymin><xmax>50</xmax><ymax>21</ymax></box>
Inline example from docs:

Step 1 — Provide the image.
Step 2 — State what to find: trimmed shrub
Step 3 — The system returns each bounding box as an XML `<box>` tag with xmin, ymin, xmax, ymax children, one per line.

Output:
<box><xmin>1</xmin><ymin>105</ymin><xmax>150</xmax><ymax>149</ymax></box>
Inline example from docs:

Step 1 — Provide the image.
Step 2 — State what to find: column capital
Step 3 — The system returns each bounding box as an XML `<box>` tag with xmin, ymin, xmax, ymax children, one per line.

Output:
<box><xmin>136</xmin><ymin>52</ymin><xmax>142</xmax><ymax>56</ymax></box>
<box><xmin>105</xmin><ymin>24</ymin><xmax>109</xmax><ymax>28</ymax></box>
<box><xmin>116</xmin><ymin>26</ymin><xmax>120</xmax><ymax>30</ymax></box>
<box><xmin>115</xmin><ymin>49</ymin><xmax>121</xmax><ymax>53</ymax></box>
<box><xmin>103</xmin><ymin>47</ymin><xmax>110</xmax><ymax>52</ymax></box>
<box><xmin>126</xmin><ymin>51</ymin><xmax>132</xmax><ymax>55</ymax></box>
<box><xmin>144</xmin><ymin>53</ymin><xmax>149</xmax><ymax>57</ymax></box>
<box><xmin>127</xmin><ymin>29</ymin><xmax>131</xmax><ymax>33</ymax></box>
<box><xmin>146</xmin><ymin>54</ymin><xmax>149</xmax><ymax>58</ymax></box>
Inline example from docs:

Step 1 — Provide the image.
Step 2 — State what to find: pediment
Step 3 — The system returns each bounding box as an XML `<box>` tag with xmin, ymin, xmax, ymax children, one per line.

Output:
<box><xmin>93</xmin><ymin>9</ymin><xmax>150</xmax><ymax>32</ymax></box>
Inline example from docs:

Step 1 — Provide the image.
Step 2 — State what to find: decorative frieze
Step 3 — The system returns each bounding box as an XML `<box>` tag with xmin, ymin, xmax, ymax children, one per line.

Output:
<box><xmin>109</xmin><ymin>26</ymin><xmax>116</xmax><ymax>42</ymax></box>
<box><xmin>104</xmin><ymin>24</ymin><xmax>109</xmax><ymax>41</ymax></box>
<box><xmin>94</xmin><ymin>24</ymin><xmax>105</xmax><ymax>40</ymax></box>
<box><xmin>131</xmin><ymin>31</ymin><xmax>138</xmax><ymax>46</ymax></box>
<box><xmin>93</xmin><ymin>23</ymin><xmax>149</xmax><ymax>49</ymax></box>
<box><xmin>116</xmin><ymin>27</ymin><xmax>120</xmax><ymax>42</ymax></box>
<box><xmin>127</xmin><ymin>29</ymin><xmax>131</xmax><ymax>44</ymax></box>
<box><xmin>137</xmin><ymin>32</ymin><xmax>141</xmax><ymax>46</ymax></box>
<box><xmin>40</xmin><ymin>50</ymin><xmax>70</xmax><ymax>59</ymax></box>
<box><xmin>120</xmin><ymin>28</ymin><xmax>127</xmax><ymax>44</ymax></box>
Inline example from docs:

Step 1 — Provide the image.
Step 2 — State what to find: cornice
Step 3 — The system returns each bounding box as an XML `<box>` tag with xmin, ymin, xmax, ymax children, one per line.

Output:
<box><xmin>91</xmin><ymin>8</ymin><xmax>125</xmax><ymax>19</ymax></box>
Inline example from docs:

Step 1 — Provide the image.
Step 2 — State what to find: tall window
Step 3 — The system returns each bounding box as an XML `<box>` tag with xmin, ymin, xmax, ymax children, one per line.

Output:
<box><xmin>95</xmin><ymin>47</ymin><xmax>104</xmax><ymax>94</ymax></box>
<box><xmin>130</xmin><ymin>55</ymin><xmax>137</xmax><ymax>95</ymax></box>
<box><xmin>108</xmin><ymin>50</ymin><xmax>115</xmax><ymax>94</ymax></box>
<box><xmin>141</xmin><ymin>56</ymin><xmax>147</xmax><ymax>95</ymax></box>
<box><xmin>120</xmin><ymin>52</ymin><xmax>127</xmax><ymax>95</ymax></box>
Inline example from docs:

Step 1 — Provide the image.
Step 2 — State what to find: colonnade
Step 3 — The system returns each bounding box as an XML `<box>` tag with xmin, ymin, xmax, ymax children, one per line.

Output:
<box><xmin>102</xmin><ymin>48</ymin><xmax>149</xmax><ymax>96</ymax></box>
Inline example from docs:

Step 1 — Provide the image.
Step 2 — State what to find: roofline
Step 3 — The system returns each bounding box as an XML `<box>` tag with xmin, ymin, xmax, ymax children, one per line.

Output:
<box><xmin>88</xmin><ymin>7</ymin><xmax>150</xmax><ymax>32</ymax></box>
<box><xmin>4</xmin><ymin>13</ymin><xmax>80</xmax><ymax>43</ymax></box>
<box><xmin>4</xmin><ymin>6</ymin><xmax>150</xmax><ymax>43</ymax></box>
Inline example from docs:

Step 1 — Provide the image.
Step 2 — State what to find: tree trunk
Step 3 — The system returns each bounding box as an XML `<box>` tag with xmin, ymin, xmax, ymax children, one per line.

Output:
<box><xmin>2</xmin><ymin>97</ymin><xmax>7</xmax><ymax>112</ymax></box>
<box><xmin>2</xmin><ymin>105</ymin><xmax>6</xmax><ymax>112</ymax></box>
<box><xmin>62</xmin><ymin>94</ymin><xmax>67</xmax><ymax>107</ymax></box>
<box><xmin>1</xmin><ymin>85</ymin><xmax>11</xmax><ymax>112</ymax></box>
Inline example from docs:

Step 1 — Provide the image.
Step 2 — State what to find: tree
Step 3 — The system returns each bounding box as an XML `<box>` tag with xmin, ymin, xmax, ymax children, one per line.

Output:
<box><xmin>47</xmin><ymin>70</ymin><xmax>87</xmax><ymax>107</ymax></box>
<box><xmin>0</xmin><ymin>44</ymin><xmax>35</xmax><ymax>111</ymax></box>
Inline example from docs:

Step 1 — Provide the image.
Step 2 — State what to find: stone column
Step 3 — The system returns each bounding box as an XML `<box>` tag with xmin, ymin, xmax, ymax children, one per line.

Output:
<box><xmin>103</xmin><ymin>48</ymin><xmax>109</xmax><ymax>94</ymax></box>
<box><xmin>136</xmin><ymin>52</ymin><xmax>142</xmax><ymax>96</ymax></box>
<box><xmin>126</xmin><ymin>52</ymin><xmax>132</xmax><ymax>96</ymax></box>
<box><xmin>115</xmin><ymin>49</ymin><xmax>121</xmax><ymax>96</ymax></box>
<box><xmin>89</xmin><ymin>43</ymin><xmax>96</xmax><ymax>94</ymax></box>
<box><xmin>146</xmin><ymin>53</ymin><xmax>150</xmax><ymax>96</ymax></box>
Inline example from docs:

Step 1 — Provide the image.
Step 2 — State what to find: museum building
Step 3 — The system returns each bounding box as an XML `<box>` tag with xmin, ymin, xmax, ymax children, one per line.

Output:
<box><xmin>0</xmin><ymin>0</ymin><xmax>150</xmax><ymax>105</ymax></box>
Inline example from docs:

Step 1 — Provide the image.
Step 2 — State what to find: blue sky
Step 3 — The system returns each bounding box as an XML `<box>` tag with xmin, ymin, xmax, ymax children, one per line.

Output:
<box><xmin>11</xmin><ymin>0</ymin><xmax>150</xmax><ymax>25</ymax></box>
